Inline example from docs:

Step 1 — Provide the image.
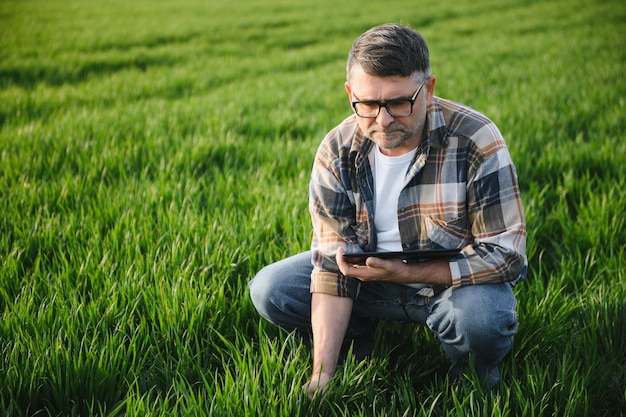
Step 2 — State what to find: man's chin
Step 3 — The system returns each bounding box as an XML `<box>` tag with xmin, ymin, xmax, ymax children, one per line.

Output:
<box><xmin>374</xmin><ymin>134</ymin><xmax>405</xmax><ymax>150</ymax></box>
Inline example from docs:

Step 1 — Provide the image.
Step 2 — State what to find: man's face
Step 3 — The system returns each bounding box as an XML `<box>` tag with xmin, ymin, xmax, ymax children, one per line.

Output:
<box><xmin>345</xmin><ymin>65</ymin><xmax>434</xmax><ymax>156</ymax></box>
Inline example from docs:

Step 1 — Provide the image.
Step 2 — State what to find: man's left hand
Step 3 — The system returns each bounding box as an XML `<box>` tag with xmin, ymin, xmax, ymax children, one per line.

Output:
<box><xmin>336</xmin><ymin>246</ymin><xmax>405</xmax><ymax>282</ymax></box>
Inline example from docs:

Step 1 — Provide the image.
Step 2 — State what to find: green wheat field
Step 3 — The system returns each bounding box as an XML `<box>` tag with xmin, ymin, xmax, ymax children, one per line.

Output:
<box><xmin>1</xmin><ymin>0</ymin><xmax>625</xmax><ymax>415</ymax></box>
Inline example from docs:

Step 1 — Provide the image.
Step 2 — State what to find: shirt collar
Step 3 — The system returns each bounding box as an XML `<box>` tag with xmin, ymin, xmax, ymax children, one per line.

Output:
<box><xmin>424</xmin><ymin>97</ymin><xmax>449</xmax><ymax>149</ymax></box>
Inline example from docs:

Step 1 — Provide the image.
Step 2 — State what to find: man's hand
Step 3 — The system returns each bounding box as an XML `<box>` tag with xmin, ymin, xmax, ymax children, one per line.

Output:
<box><xmin>303</xmin><ymin>372</ymin><xmax>332</xmax><ymax>402</ymax></box>
<box><xmin>336</xmin><ymin>246</ymin><xmax>405</xmax><ymax>282</ymax></box>
<box><xmin>336</xmin><ymin>246</ymin><xmax>453</xmax><ymax>286</ymax></box>
<box><xmin>307</xmin><ymin>292</ymin><xmax>352</xmax><ymax>402</ymax></box>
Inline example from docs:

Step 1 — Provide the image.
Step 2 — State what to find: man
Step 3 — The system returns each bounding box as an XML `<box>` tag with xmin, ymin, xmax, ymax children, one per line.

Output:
<box><xmin>249</xmin><ymin>23</ymin><xmax>527</xmax><ymax>400</ymax></box>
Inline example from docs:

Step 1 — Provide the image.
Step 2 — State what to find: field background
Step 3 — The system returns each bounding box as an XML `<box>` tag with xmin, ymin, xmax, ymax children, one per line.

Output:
<box><xmin>1</xmin><ymin>0</ymin><xmax>625</xmax><ymax>415</ymax></box>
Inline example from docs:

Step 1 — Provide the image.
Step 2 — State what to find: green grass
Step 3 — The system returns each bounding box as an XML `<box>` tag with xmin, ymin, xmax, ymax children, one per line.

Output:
<box><xmin>1</xmin><ymin>0</ymin><xmax>625</xmax><ymax>415</ymax></box>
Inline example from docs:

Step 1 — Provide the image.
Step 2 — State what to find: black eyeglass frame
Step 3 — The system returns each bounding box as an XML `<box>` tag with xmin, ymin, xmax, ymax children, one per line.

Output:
<box><xmin>351</xmin><ymin>80</ymin><xmax>427</xmax><ymax>118</ymax></box>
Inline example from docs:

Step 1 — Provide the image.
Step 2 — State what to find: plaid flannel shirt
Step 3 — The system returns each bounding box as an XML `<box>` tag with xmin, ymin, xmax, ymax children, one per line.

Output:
<box><xmin>309</xmin><ymin>97</ymin><xmax>527</xmax><ymax>298</ymax></box>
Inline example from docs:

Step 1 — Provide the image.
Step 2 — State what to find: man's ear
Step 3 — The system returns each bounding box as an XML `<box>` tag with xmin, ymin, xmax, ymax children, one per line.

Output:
<box><xmin>345</xmin><ymin>82</ymin><xmax>352</xmax><ymax>97</ymax></box>
<box><xmin>425</xmin><ymin>76</ymin><xmax>436</xmax><ymax>100</ymax></box>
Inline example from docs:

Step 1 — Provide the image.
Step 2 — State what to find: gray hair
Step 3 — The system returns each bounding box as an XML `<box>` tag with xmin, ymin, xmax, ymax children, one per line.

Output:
<box><xmin>347</xmin><ymin>23</ymin><xmax>432</xmax><ymax>83</ymax></box>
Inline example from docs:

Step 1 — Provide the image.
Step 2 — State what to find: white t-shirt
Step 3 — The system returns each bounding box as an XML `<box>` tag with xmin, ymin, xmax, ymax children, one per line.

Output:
<box><xmin>373</xmin><ymin>146</ymin><xmax>417</xmax><ymax>252</ymax></box>
<box><xmin>373</xmin><ymin>146</ymin><xmax>428</xmax><ymax>291</ymax></box>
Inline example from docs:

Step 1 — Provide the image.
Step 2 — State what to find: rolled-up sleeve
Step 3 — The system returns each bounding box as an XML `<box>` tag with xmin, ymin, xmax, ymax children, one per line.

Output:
<box><xmin>449</xmin><ymin>123</ymin><xmax>527</xmax><ymax>287</ymax></box>
<box><xmin>309</xmin><ymin>119</ymin><xmax>367</xmax><ymax>298</ymax></box>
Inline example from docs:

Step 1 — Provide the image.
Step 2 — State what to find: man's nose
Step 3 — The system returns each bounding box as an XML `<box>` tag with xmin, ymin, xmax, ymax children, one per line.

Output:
<box><xmin>376</xmin><ymin>106</ymin><xmax>395</xmax><ymax>127</ymax></box>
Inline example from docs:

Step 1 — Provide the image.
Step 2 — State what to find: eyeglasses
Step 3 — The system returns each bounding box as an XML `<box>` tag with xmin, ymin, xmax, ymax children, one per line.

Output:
<box><xmin>351</xmin><ymin>80</ymin><xmax>427</xmax><ymax>118</ymax></box>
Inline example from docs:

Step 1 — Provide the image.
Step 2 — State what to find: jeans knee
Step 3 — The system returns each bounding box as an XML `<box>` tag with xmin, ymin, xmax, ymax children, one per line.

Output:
<box><xmin>249</xmin><ymin>265</ymin><xmax>280</xmax><ymax>319</ymax></box>
<box><xmin>427</xmin><ymin>284</ymin><xmax>518</xmax><ymax>358</ymax></box>
<box><xmin>463</xmin><ymin>304</ymin><xmax>518</xmax><ymax>351</ymax></box>
<box><xmin>248</xmin><ymin>253</ymin><xmax>313</xmax><ymax>332</ymax></box>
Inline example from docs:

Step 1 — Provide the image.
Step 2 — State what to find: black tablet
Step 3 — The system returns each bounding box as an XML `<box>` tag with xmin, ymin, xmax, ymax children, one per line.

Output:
<box><xmin>342</xmin><ymin>248</ymin><xmax>462</xmax><ymax>265</ymax></box>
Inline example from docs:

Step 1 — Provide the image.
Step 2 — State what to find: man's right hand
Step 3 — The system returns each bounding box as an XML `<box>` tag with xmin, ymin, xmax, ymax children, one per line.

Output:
<box><xmin>303</xmin><ymin>372</ymin><xmax>333</xmax><ymax>402</ymax></box>
<box><xmin>307</xmin><ymin>291</ymin><xmax>353</xmax><ymax>402</ymax></box>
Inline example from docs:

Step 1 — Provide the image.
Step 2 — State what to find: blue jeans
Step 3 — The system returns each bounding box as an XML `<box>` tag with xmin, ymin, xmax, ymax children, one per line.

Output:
<box><xmin>249</xmin><ymin>251</ymin><xmax>519</xmax><ymax>387</ymax></box>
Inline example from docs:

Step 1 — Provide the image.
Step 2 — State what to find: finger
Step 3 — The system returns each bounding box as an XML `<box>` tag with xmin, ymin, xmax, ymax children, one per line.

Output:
<box><xmin>336</xmin><ymin>246</ymin><xmax>350</xmax><ymax>273</ymax></box>
<box><xmin>365</xmin><ymin>256</ymin><xmax>382</xmax><ymax>268</ymax></box>
<box><xmin>302</xmin><ymin>381</ymin><xmax>314</xmax><ymax>402</ymax></box>
<box><xmin>366</xmin><ymin>257</ymin><xmax>398</xmax><ymax>269</ymax></box>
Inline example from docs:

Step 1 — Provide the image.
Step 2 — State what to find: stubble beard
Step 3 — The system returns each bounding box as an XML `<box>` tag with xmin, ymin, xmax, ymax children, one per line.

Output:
<box><xmin>372</xmin><ymin>122</ymin><xmax>422</xmax><ymax>151</ymax></box>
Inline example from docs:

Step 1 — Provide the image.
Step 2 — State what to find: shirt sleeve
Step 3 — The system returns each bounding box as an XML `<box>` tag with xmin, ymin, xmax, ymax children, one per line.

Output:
<box><xmin>449</xmin><ymin>123</ymin><xmax>527</xmax><ymax>287</ymax></box>
<box><xmin>308</xmin><ymin>128</ymin><xmax>363</xmax><ymax>299</ymax></box>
